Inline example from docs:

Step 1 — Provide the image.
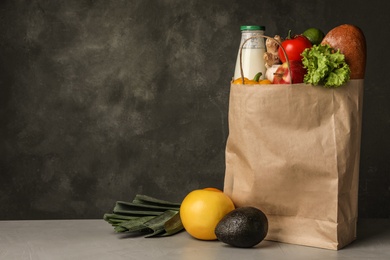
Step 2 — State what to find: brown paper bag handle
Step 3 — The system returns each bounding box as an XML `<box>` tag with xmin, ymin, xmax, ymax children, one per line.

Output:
<box><xmin>238</xmin><ymin>35</ymin><xmax>292</xmax><ymax>85</ymax></box>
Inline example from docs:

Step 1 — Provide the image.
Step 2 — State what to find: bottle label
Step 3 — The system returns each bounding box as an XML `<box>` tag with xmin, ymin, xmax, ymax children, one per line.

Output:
<box><xmin>241</xmin><ymin>32</ymin><xmax>265</xmax><ymax>49</ymax></box>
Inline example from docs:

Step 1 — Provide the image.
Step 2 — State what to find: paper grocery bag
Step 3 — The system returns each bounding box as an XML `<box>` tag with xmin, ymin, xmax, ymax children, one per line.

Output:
<box><xmin>224</xmin><ymin>80</ymin><xmax>364</xmax><ymax>250</ymax></box>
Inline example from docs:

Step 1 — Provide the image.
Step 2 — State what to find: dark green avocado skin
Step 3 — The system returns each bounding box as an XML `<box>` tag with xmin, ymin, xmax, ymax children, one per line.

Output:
<box><xmin>215</xmin><ymin>206</ymin><xmax>268</xmax><ymax>248</ymax></box>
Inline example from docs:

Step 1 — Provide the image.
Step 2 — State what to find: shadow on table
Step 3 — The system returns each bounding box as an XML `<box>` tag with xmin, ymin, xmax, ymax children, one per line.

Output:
<box><xmin>217</xmin><ymin>239</ymin><xmax>278</xmax><ymax>250</ymax></box>
<box><xmin>347</xmin><ymin>218</ymin><xmax>390</xmax><ymax>248</ymax></box>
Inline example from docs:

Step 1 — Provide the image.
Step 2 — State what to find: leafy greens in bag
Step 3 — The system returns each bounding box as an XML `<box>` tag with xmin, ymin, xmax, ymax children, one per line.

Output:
<box><xmin>301</xmin><ymin>44</ymin><xmax>350</xmax><ymax>88</ymax></box>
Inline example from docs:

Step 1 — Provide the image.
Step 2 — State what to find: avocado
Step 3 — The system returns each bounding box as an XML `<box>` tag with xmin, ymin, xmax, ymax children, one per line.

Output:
<box><xmin>215</xmin><ymin>206</ymin><xmax>268</xmax><ymax>248</ymax></box>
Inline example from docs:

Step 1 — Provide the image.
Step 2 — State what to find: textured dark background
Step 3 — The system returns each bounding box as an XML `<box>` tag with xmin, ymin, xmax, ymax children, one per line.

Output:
<box><xmin>1</xmin><ymin>0</ymin><xmax>389</xmax><ymax>220</ymax></box>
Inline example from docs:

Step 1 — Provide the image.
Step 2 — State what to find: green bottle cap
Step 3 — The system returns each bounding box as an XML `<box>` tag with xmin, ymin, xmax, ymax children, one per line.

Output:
<box><xmin>240</xmin><ymin>25</ymin><xmax>265</xmax><ymax>31</ymax></box>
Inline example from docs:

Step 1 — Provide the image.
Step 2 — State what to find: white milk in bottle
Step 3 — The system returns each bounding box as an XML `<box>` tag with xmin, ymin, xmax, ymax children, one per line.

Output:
<box><xmin>233</xmin><ymin>25</ymin><xmax>266</xmax><ymax>81</ymax></box>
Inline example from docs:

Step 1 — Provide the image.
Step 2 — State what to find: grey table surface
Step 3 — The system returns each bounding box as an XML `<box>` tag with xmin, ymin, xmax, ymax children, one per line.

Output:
<box><xmin>0</xmin><ymin>218</ymin><xmax>389</xmax><ymax>260</ymax></box>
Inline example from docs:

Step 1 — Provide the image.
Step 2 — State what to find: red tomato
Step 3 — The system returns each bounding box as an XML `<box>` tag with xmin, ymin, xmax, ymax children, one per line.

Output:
<box><xmin>278</xmin><ymin>35</ymin><xmax>312</xmax><ymax>63</ymax></box>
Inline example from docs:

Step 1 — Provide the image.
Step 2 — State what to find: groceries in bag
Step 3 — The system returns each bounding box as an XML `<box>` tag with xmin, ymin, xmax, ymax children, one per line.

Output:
<box><xmin>233</xmin><ymin>24</ymin><xmax>366</xmax><ymax>86</ymax></box>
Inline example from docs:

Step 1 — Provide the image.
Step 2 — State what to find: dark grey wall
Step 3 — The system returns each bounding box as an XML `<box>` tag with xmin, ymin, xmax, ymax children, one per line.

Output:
<box><xmin>1</xmin><ymin>0</ymin><xmax>389</xmax><ymax>220</ymax></box>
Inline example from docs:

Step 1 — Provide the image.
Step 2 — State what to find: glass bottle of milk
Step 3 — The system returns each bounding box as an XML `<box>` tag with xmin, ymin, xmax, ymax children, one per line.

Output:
<box><xmin>233</xmin><ymin>25</ymin><xmax>266</xmax><ymax>81</ymax></box>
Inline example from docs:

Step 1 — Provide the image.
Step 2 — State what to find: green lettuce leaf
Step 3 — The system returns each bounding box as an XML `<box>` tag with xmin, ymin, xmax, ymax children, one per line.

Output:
<box><xmin>301</xmin><ymin>44</ymin><xmax>350</xmax><ymax>88</ymax></box>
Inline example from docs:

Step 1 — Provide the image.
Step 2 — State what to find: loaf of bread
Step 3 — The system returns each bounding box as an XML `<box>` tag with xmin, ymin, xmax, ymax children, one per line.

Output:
<box><xmin>321</xmin><ymin>24</ymin><xmax>366</xmax><ymax>79</ymax></box>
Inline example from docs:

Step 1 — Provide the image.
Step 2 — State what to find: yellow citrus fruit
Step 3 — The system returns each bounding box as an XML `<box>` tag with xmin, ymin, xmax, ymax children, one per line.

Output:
<box><xmin>202</xmin><ymin>187</ymin><xmax>223</xmax><ymax>192</ymax></box>
<box><xmin>180</xmin><ymin>188</ymin><xmax>235</xmax><ymax>240</ymax></box>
